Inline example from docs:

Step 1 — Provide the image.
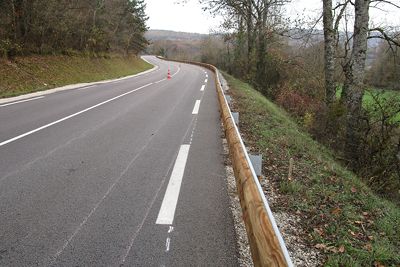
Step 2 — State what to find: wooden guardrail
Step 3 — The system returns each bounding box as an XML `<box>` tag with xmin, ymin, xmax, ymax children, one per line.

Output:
<box><xmin>157</xmin><ymin>56</ymin><xmax>293</xmax><ymax>267</ymax></box>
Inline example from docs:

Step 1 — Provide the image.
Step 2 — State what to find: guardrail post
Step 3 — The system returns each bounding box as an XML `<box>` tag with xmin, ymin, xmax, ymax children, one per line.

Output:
<box><xmin>232</xmin><ymin>112</ymin><xmax>239</xmax><ymax>126</ymax></box>
<box><xmin>249</xmin><ymin>154</ymin><xmax>262</xmax><ymax>178</ymax></box>
<box><xmin>226</xmin><ymin>95</ymin><xmax>232</xmax><ymax>105</ymax></box>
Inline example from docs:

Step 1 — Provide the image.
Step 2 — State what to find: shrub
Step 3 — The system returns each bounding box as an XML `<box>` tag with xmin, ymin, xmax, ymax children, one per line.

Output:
<box><xmin>0</xmin><ymin>39</ymin><xmax>22</xmax><ymax>59</ymax></box>
<box><xmin>357</xmin><ymin>91</ymin><xmax>400</xmax><ymax>201</ymax></box>
<box><xmin>275</xmin><ymin>87</ymin><xmax>317</xmax><ymax>117</ymax></box>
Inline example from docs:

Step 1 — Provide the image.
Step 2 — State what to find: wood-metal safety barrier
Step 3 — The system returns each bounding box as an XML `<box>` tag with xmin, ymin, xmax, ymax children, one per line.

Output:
<box><xmin>157</xmin><ymin>56</ymin><xmax>293</xmax><ymax>267</ymax></box>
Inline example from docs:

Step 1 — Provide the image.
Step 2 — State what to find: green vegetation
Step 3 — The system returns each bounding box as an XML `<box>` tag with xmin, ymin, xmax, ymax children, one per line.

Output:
<box><xmin>225</xmin><ymin>73</ymin><xmax>400</xmax><ymax>266</ymax></box>
<box><xmin>0</xmin><ymin>0</ymin><xmax>150</xmax><ymax>98</ymax></box>
<box><xmin>363</xmin><ymin>89</ymin><xmax>400</xmax><ymax>105</ymax></box>
<box><xmin>337</xmin><ymin>87</ymin><xmax>400</xmax><ymax>105</ymax></box>
<box><xmin>0</xmin><ymin>0</ymin><xmax>148</xmax><ymax>56</ymax></box>
<box><xmin>363</xmin><ymin>89</ymin><xmax>400</xmax><ymax>122</ymax></box>
<box><xmin>336</xmin><ymin>87</ymin><xmax>400</xmax><ymax>122</ymax></box>
<box><xmin>195</xmin><ymin>0</ymin><xmax>399</xmax><ymax>206</ymax></box>
<box><xmin>0</xmin><ymin>54</ymin><xmax>152</xmax><ymax>98</ymax></box>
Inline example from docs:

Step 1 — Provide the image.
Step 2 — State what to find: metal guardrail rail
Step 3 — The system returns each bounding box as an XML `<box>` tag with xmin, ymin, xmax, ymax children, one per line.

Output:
<box><xmin>157</xmin><ymin>56</ymin><xmax>293</xmax><ymax>267</ymax></box>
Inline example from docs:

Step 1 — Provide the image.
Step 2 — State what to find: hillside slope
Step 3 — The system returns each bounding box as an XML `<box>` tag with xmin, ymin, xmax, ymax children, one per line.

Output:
<box><xmin>224</xmin><ymin>73</ymin><xmax>400</xmax><ymax>266</ymax></box>
<box><xmin>145</xmin><ymin>29</ymin><xmax>207</xmax><ymax>41</ymax></box>
<box><xmin>0</xmin><ymin>54</ymin><xmax>152</xmax><ymax>98</ymax></box>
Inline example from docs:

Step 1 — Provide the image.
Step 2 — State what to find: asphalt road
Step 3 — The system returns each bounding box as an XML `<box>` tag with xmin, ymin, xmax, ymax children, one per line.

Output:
<box><xmin>0</xmin><ymin>56</ymin><xmax>239</xmax><ymax>266</ymax></box>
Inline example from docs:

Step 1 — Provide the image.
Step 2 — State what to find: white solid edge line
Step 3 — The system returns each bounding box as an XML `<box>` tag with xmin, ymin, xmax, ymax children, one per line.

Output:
<box><xmin>192</xmin><ymin>100</ymin><xmax>201</xmax><ymax>115</ymax></box>
<box><xmin>140</xmin><ymin>56</ymin><xmax>154</xmax><ymax>65</ymax></box>
<box><xmin>0</xmin><ymin>83</ymin><xmax>153</xmax><ymax>148</ymax></box>
<box><xmin>156</xmin><ymin>144</ymin><xmax>190</xmax><ymax>225</ymax></box>
<box><xmin>0</xmin><ymin>96</ymin><xmax>44</xmax><ymax>107</ymax></box>
<box><xmin>171</xmin><ymin>67</ymin><xmax>181</xmax><ymax>77</ymax></box>
<box><xmin>0</xmin><ymin>56</ymin><xmax>159</xmax><ymax>106</ymax></box>
<box><xmin>154</xmin><ymin>78</ymin><xmax>167</xmax><ymax>84</ymax></box>
<box><xmin>76</xmin><ymin>85</ymin><xmax>97</xmax><ymax>91</ymax></box>
<box><xmin>216</xmin><ymin>70</ymin><xmax>294</xmax><ymax>267</ymax></box>
<box><xmin>200</xmin><ymin>85</ymin><xmax>205</xmax><ymax>91</ymax></box>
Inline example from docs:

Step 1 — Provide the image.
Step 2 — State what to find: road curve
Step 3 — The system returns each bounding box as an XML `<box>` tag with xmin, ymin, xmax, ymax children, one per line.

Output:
<box><xmin>0</xmin><ymin>56</ymin><xmax>239</xmax><ymax>266</ymax></box>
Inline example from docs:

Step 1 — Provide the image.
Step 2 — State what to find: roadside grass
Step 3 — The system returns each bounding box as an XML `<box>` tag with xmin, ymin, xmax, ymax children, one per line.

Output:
<box><xmin>224</xmin><ymin>73</ymin><xmax>400</xmax><ymax>266</ymax></box>
<box><xmin>0</xmin><ymin>54</ymin><xmax>152</xmax><ymax>98</ymax></box>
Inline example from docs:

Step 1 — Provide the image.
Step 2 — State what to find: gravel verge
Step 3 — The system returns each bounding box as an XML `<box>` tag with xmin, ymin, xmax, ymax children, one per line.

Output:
<box><xmin>222</xmin><ymin>137</ymin><xmax>254</xmax><ymax>267</ymax></box>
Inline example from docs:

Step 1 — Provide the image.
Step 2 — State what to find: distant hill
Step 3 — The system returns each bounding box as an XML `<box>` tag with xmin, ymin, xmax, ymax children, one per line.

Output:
<box><xmin>145</xmin><ymin>30</ymin><xmax>209</xmax><ymax>60</ymax></box>
<box><xmin>145</xmin><ymin>30</ymin><xmax>208</xmax><ymax>41</ymax></box>
<box><xmin>145</xmin><ymin>29</ymin><xmax>382</xmax><ymax>67</ymax></box>
<box><xmin>285</xmin><ymin>29</ymin><xmax>382</xmax><ymax>67</ymax></box>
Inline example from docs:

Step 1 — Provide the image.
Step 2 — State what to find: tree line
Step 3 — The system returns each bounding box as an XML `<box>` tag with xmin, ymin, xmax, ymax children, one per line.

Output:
<box><xmin>200</xmin><ymin>0</ymin><xmax>291</xmax><ymax>91</ymax></box>
<box><xmin>198</xmin><ymin>0</ymin><xmax>400</xmax><ymax>201</ymax></box>
<box><xmin>0</xmin><ymin>0</ymin><xmax>148</xmax><ymax>57</ymax></box>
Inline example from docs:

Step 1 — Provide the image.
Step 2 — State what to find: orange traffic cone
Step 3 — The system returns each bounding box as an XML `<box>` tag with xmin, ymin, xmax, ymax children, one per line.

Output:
<box><xmin>167</xmin><ymin>69</ymin><xmax>171</xmax><ymax>79</ymax></box>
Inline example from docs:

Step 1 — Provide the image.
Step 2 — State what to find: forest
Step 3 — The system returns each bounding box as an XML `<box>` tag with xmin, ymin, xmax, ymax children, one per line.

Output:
<box><xmin>0</xmin><ymin>0</ymin><xmax>148</xmax><ymax>57</ymax></box>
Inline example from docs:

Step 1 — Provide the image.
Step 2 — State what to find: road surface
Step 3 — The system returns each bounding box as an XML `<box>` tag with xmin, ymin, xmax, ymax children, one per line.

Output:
<box><xmin>0</xmin><ymin>56</ymin><xmax>239</xmax><ymax>266</ymax></box>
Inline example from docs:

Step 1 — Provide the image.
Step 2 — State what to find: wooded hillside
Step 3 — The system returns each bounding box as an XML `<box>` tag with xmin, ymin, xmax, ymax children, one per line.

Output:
<box><xmin>0</xmin><ymin>0</ymin><xmax>148</xmax><ymax>57</ymax></box>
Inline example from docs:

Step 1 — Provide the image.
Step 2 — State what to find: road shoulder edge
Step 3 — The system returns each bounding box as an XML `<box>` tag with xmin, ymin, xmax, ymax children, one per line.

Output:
<box><xmin>0</xmin><ymin>56</ymin><xmax>158</xmax><ymax>105</ymax></box>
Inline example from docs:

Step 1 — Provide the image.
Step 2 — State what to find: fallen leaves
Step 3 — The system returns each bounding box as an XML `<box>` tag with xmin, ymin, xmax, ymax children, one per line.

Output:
<box><xmin>331</xmin><ymin>207</ymin><xmax>342</xmax><ymax>216</ymax></box>
<box><xmin>364</xmin><ymin>243</ymin><xmax>372</xmax><ymax>252</ymax></box>
<box><xmin>315</xmin><ymin>243</ymin><xmax>346</xmax><ymax>254</ymax></box>
<box><xmin>349</xmin><ymin>230</ymin><xmax>357</xmax><ymax>237</ymax></box>
<box><xmin>313</xmin><ymin>227</ymin><xmax>324</xmax><ymax>236</ymax></box>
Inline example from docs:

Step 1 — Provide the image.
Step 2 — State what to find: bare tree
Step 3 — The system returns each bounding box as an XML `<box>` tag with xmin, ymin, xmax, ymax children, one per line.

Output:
<box><xmin>334</xmin><ymin>0</ymin><xmax>400</xmax><ymax>166</ymax></box>
<box><xmin>323</xmin><ymin>0</ymin><xmax>336</xmax><ymax>105</ymax></box>
<box><xmin>343</xmin><ymin>0</ymin><xmax>371</xmax><ymax>167</ymax></box>
<box><xmin>322</xmin><ymin>0</ymin><xmax>350</xmax><ymax>106</ymax></box>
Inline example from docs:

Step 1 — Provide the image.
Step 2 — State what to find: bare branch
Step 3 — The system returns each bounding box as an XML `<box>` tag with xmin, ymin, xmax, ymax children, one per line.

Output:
<box><xmin>370</xmin><ymin>0</ymin><xmax>400</xmax><ymax>9</ymax></box>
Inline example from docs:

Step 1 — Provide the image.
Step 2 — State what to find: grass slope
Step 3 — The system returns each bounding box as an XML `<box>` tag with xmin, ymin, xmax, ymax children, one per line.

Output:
<box><xmin>0</xmin><ymin>54</ymin><xmax>152</xmax><ymax>98</ymax></box>
<box><xmin>225</xmin><ymin>73</ymin><xmax>400</xmax><ymax>266</ymax></box>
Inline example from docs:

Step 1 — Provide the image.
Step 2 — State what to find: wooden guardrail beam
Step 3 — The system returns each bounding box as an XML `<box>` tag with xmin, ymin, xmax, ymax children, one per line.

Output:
<box><xmin>157</xmin><ymin>56</ymin><xmax>292</xmax><ymax>267</ymax></box>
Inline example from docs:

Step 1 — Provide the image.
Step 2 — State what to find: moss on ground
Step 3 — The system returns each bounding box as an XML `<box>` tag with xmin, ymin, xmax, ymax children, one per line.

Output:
<box><xmin>224</xmin><ymin>72</ymin><xmax>400</xmax><ymax>266</ymax></box>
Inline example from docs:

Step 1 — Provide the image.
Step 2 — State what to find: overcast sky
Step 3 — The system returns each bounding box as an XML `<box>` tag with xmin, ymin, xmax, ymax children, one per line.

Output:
<box><xmin>145</xmin><ymin>0</ymin><xmax>400</xmax><ymax>34</ymax></box>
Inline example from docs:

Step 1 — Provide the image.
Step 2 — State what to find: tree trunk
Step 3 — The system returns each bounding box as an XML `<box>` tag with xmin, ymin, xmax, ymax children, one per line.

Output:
<box><xmin>234</xmin><ymin>15</ymin><xmax>245</xmax><ymax>77</ymax></box>
<box><xmin>344</xmin><ymin>0</ymin><xmax>370</xmax><ymax>168</ymax></box>
<box><xmin>246</xmin><ymin>0</ymin><xmax>254</xmax><ymax>76</ymax></box>
<box><xmin>322</xmin><ymin>0</ymin><xmax>336</xmax><ymax>106</ymax></box>
<box><xmin>255</xmin><ymin>6</ymin><xmax>268</xmax><ymax>91</ymax></box>
<box><xmin>10</xmin><ymin>0</ymin><xmax>18</xmax><ymax>42</ymax></box>
<box><xmin>226</xmin><ymin>40</ymin><xmax>232</xmax><ymax>73</ymax></box>
<box><xmin>255</xmin><ymin>23</ymin><xmax>266</xmax><ymax>88</ymax></box>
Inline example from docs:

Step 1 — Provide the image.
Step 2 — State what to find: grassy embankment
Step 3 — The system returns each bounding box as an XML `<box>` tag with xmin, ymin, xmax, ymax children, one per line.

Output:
<box><xmin>0</xmin><ymin>54</ymin><xmax>153</xmax><ymax>98</ymax></box>
<box><xmin>225</xmin><ymin>73</ymin><xmax>400</xmax><ymax>266</ymax></box>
